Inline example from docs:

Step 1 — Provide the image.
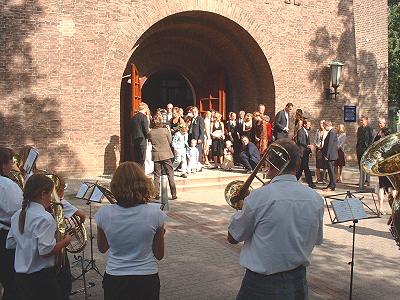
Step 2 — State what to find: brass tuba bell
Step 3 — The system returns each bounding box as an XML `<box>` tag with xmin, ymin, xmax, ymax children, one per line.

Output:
<box><xmin>361</xmin><ymin>132</ymin><xmax>400</xmax><ymax>249</ymax></box>
<box><xmin>224</xmin><ymin>142</ymin><xmax>291</xmax><ymax>210</ymax></box>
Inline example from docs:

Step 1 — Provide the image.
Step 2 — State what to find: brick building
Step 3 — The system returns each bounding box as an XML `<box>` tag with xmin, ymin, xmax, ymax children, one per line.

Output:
<box><xmin>0</xmin><ymin>0</ymin><xmax>388</xmax><ymax>176</ymax></box>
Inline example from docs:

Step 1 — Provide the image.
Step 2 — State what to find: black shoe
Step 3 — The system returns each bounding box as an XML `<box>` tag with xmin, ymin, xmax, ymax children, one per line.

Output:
<box><xmin>154</xmin><ymin>195</ymin><xmax>160</xmax><ymax>200</ymax></box>
<box><xmin>308</xmin><ymin>184</ymin><xmax>317</xmax><ymax>189</ymax></box>
<box><xmin>169</xmin><ymin>196</ymin><xmax>177</xmax><ymax>200</ymax></box>
<box><xmin>181</xmin><ymin>173</ymin><xmax>188</xmax><ymax>178</ymax></box>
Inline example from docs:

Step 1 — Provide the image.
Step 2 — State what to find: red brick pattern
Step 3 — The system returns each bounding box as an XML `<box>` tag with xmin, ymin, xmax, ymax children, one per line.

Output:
<box><xmin>0</xmin><ymin>0</ymin><xmax>388</xmax><ymax>176</ymax></box>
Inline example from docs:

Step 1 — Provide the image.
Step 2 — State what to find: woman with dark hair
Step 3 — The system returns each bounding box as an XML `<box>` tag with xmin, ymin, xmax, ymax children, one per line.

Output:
<box><xmin>0</xmin><ymin>147</ymin><xmax>23</xmax><ymax>300</ymax></box>
<box><xmin>95</xmin><ymin>162</ymin><xmax>167</xmax><ymax>300</ymax></box>
<box><xmin>6</xmin><ymin>173</ymin><xmax>71</xmax><ymax>300</ymax></box>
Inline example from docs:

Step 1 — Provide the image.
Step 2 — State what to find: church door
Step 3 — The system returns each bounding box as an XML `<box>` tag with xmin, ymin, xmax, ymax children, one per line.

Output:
<box><xmin>199</xmin><ymin>68</ymin><xmax>226</xmax><ymax>119</ymax></box>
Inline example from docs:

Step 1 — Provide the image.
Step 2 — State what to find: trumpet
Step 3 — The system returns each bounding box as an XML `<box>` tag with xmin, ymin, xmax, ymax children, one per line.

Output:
<box><xmin>224</xmin><ymin>142</ymin><xmax>291</xmax><ymax>210</ymax></box>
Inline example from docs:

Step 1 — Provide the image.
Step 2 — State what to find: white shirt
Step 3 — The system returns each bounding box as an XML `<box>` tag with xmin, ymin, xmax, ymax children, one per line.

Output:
<box><xmin>228</xmin><ymin>174</ymin><xmax>324</xmax><ymax>275</ymax></box>
<box><xmin>95</xmin><ymin>203</ymin><xmax>167</xmax><ymax>276</ymax></box>
<box><xmin>0</xmin><ymin>176</ymin><xmax>23</xmax><ymax>230</ymax></box>
<box><xmin>6</xmin><ymin>202</ymin><xmax>56</xmax><ymax>273</ymax></box>
<box><xmin>285</xmin><ymin>111</ymin><xmax>289</xmax><ymax>128</ymax></box>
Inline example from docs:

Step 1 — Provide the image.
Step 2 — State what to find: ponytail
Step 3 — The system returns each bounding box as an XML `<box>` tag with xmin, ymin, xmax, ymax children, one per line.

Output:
<box><xmin>19</xmin><ymin>174</ymin><xmax>54</xmax><ymax>234</ymax></box>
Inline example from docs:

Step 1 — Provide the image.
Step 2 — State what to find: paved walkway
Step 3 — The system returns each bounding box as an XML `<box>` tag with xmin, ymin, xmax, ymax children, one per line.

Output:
<box><xmin>66</xmin><ymin>174</ymin><xmax>399</xmax><ymax>300</ymax></box>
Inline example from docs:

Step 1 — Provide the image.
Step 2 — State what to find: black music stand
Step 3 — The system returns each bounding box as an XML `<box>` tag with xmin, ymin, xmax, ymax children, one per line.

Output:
<box><xmin>72</xmin><ymin>182</ymin><xmax>115</xmax><ymax>299</ymax></box>
<box><xmin>326</xmin><ymin>193</ymin><xmax>373</xmax><ymax>300</ymax></box>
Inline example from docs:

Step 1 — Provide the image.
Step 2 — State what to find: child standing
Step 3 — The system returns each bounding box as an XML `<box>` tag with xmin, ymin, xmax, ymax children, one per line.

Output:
<box><xmin>222</xmin><ymin>140</ymin><xmax>235</xmax><ymax>171</ymax></box>
<box><xmin>187</xmin><ymin>139</ymin><xmax>199</xmax><ymax>174</ymax></box>
<box><xmin>6</xmin><ymin>174</ymin><xmax>71</xmax><ymax>300</ymax></box>
<box><xmin>172</xmin><ymin>125</ymin><xmax>189</xmax><ymax>178</ymax></box>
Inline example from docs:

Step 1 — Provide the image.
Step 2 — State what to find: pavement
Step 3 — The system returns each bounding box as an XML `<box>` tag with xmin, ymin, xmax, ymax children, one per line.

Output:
<box><xmin>63</xmin><ymin>168</ymin><xmax>399</xmax><ymax>300</ymax></box>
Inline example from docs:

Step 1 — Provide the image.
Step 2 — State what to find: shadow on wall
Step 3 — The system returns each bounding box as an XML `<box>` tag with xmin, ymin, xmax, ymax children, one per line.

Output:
<box><xmin>306</xmin><ymin>0</ymin><xmax>387</xmax><ymax>161</ymax></box>
<box><xmin>104</xmin><ymin>135</ymin><xmax>120</xmax><ymax>175</ymax></box>
<box><xmin>0</xmin><ymin>1</ymin><xmax>82</xmax><ymax>175</ymax></box>
<box><xmin>0</xmin><ymin>96</ymin><xmax>82</xmax><ymax>175</ymax></box>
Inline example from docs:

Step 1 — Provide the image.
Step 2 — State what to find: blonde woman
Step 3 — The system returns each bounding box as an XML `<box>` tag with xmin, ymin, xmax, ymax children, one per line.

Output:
<box><xmin>202</xmin><ymin>111</ymin><xmax>212</xmax><ymax>166</ymax></box>
<box><xmin>335</xmin><ymin>124</ymin><xmax>346</xmax><ymax>183</ymax></box>
<box><xmin>95</xmin><ymin>162</ymin><xmax>166</xmax><ymax>300</ymax></box>
<box><xmin>242</xmin><ymin>113</ymin><xmax>254</xmax><ymax>142</ymax></box>
<box><xmin>314</xmin><ymin>120</ymin><xmax>327</xmax><ymax>183</ymax></box>
<box><xmin>211</xmin><ymin>112</ymin><xmax>225</xmax><ymax>168</ymax></box>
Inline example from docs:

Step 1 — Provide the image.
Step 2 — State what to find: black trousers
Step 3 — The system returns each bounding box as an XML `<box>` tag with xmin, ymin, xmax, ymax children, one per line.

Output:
<box><xmin>132</xmin><ymin>141</ymin><xmax>147</xmax><ymax>168</ymax></box>
<box><xmin>15</xmin><ymin>267</ymin><xmax>63</xmax><ymax>300</ymax></box>
<box><xmin>56</xmin><ymin>254</ymin><xmax>72</xmax><ymax>300</ymax></box>
<box><xmin>153</xmin><ymin>159</ymin><xmax>177</xmax><ymax>198</ymax></box>
<box><xmin>0</xmin><ymin>229</ymin><xmax>17</xmax><ymax>300</ymax></box>
<box><xmin>103</xmin><ymin>272</ymin><xmax>160</xmax><ymax>300</ymax></box>
<box><xmin>326</xmin><ymin>160</ymin><xmax>336</xmax><ymax>189</ymax></box>
<box><xmin>296</xmin><ymin>154</ymin><xmax>313</xmax><ymax>185</ymax></box>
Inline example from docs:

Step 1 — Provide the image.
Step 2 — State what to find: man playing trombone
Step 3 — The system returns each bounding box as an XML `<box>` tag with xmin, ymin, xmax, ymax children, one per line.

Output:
<box><xmin>227</xmin><ymin>139</ymin><xmax>324</xmax><ymax>300</ymax></box>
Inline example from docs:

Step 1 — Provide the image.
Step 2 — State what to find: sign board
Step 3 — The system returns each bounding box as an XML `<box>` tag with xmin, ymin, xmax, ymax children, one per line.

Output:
<box><xmin>344</xmin><ymin>105</ymin><xmax>357</xmax><ymax>122</ymax></box>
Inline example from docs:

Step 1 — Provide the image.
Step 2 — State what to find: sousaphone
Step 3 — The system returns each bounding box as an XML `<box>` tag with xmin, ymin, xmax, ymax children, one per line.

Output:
<box><xmin>361</xmin><ymin>132</ymin><xmax>400</xmax><ymax>249</ymax></box>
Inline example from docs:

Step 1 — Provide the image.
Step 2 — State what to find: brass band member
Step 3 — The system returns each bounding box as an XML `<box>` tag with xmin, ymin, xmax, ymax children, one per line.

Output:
<box><xmin>6</xmin><ymin>174</ymin><xmax>71</xmax><ymax>300</ymax></box>
<box><xmin>0</xmin><ymin>147</ymin><xmax>23</xmax><ymax>300</ymax></box>
<box><xmin>227</xmin><ymin>139</ymin><xmax>324</xmax><ymax>300</ymax></box>
<box><xmin>95</xmin><ymin>162</ymin><xmax>166</xmax><ymax>300</ymax></box>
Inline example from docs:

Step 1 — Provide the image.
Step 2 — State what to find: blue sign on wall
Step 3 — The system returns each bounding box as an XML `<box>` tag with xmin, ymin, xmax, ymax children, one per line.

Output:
<box><xmin>344</xmin><ymin>105</ymin><xmax>357</xmax><ymax>122</ymax></box>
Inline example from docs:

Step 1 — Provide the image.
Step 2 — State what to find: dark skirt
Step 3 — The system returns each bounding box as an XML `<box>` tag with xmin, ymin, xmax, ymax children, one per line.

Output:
<box><xmin>316</xmin><ymin>150</ymin><xmax>327</xmax><ymax>169</ymax></box>
<box><xmin>212</xmin><ymin>138</ymin><xmax>224</xmax><ymax>157</ymax></box>
<box><xmin>0</xmin><ymin>229</ymin><xmax>17</xmax><ymax>300</ymax></box>
<box><xmin>334</xmin><ymin>148</ymin><xmax>346</xmax><ymax>167</ymax></box>
<box><xmin>15</xmin><ymin>267</ymin><xmax>63</xmax><ymax>300</ymax></box>
<box><xmin>103</xmin><ymin>272</ymin><xmax>160</xmax><ymax>300</ymax></box>
<box><xmin>379</xmin><ymin>176</ymin><xmax>393</xmax><ymax>191</ymax></box>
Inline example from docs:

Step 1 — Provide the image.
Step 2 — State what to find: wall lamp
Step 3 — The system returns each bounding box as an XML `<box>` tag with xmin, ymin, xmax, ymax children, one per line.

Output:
<box><xmin>326</xmin><ymin>61</ymin><xmax>344</xmax><ymax>100</ymax></box>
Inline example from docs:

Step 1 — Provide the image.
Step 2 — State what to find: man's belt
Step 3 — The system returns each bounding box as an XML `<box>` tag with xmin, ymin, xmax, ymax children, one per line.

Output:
<box><xmin>247</xmin><ymin>265</ymin><xmax>305</xmax><ymax>277</ymax></box>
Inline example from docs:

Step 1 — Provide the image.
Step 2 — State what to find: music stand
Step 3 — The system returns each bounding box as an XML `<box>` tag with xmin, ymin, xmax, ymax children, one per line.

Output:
<box><xmin>22</xmin><ymin>147</ymin><xmax>39</xmax><ymax>175</ymax></box>
<box><xmin>326</xmin><ymin>194</ymin><xmax>371</xmax><ymax>300</ymax></box>
<box><xmin>72</xmin><ymin>182</ymin><xmax>115</xmax><ymax>298</ymax></box>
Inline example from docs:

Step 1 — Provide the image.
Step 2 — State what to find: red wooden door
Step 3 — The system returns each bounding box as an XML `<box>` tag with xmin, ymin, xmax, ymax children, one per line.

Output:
<box><xmin>131</xmin><ymin>64</ymin><xmax>142</xmax><ymax>116</ymax></box>
<box><xmin>199</xmin><ymin>68</ymin><xmax>226</xmax><ymax>119</ymax></box>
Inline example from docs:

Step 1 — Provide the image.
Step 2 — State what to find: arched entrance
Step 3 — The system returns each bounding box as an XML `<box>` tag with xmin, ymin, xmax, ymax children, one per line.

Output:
<box><xmin>142</xmin><ymin>70</ymin><xmax>195</xmax><ymax>112</ymax></box>
<box><xmin>120</xmin><ymin>11</ymin><xmax>275</xmax><ymax>161</ymax></box>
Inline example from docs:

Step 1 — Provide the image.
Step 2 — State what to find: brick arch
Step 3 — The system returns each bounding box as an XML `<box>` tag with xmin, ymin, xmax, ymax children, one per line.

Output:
<box><xmin>100</xmin><ymin>0</ymin><xmax>277</xmax><ymax>103</ymax></box>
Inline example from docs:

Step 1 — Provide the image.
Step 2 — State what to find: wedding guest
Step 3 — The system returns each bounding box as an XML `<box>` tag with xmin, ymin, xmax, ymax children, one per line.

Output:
<box><xmin>187</xmin><ymin>139</ymin><xmax>200</xmax><ymax>174</ymax></box>
<box><xmin>222</xmin><ymin>140</ymin><xmax>235</xmax><ymax>171</ymax></box>
<box><xmin>242</xmin><ymin>113</ymin><xmax>254</xmax><ymax>142</ymax></box>
<box><xmin>169</xmin><ymin>107</ymin><xmax>185</xmax><ymax>136</ymax></box>
<box><xmin>172</xmin><ymin>125</ymin><xmax>189</xmax><ymax>178</ymax></box>
<box><xmin>211</xmin><ymin>113</ymin><xmax>225</xmax><ymax>169</ymax></box>
<box><xmin>254</xmin><ymin>112</ymin><xmax>269</xmax><ymax>154</ymax></box>
<box><xmin>314</xmin><ymin>120</ymin><xmax>328</xmax><ymax>183</ymax></box>
<box><xmin>202</xmin><ymin>111</ymin><xmax>212</xmax><ymax>166</ymax></box>
<box><xmin>335</xmin><ymin>124</ymin><xmax>346</xmax><ymax>183</ymax></box>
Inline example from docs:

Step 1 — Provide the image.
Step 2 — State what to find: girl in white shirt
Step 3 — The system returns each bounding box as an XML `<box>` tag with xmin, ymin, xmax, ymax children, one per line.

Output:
<box><xmin>6</xmin><ymin>174</ymin><xmax>71</xmax><ymax>300</ymax></box>
<box><xmin>95</xmin><ymin>161</ymin><xmax>166</xmax><ymax>300</ymax></box>
<box><xmin>0</xmin><ymin>147</ymin><xmax>23</xmax><ymax>300</ymax></box>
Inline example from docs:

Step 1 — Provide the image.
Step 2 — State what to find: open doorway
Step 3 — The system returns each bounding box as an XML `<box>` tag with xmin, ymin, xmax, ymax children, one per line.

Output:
<box><xmin>142</xmin><ymin>70</ymin><xmax>195</xmax><ymax>111</ymax></box>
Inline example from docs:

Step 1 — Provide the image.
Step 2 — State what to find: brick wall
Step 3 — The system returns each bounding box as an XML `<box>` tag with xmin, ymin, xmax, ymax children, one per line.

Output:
<box><xmin>0</xmin><ymin>0</ymin><xmax>388</xmax><ymax>176</ymax></box>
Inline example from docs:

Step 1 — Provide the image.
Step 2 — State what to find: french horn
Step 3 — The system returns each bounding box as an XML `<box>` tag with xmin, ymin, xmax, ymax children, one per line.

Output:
<box><xmin>224</xmin><ymin>142</ymin><xmax>291</xmax><ymax>210</ymax></box>
<box><xmin>361</xmin><ymin>132</ymin><xmax>400</xmax><ymax>249</ymax></box>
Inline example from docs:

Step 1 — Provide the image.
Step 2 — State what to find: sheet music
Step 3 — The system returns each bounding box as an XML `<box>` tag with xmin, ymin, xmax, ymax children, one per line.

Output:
<box><xmin>331</xmin><ymin>200</ymin><xmax>354</xmax><ymax>222</ymax></box>
<box><xmin>331</xmin><ymin>198</ymin><xmax>368</xmax><ymax>222</ymax></box>
<box><xmin>23</xmin><ymin>148</ymin><xmax>39</xmax><ymax>173</ymax></box>
<box><xmin>76</xmin><ymin>183</ymin><xmax>89</xmax><ymax>199</ymax></box>
<box><xmin>90</xmin><ymin>186</ymin><xmax>104</xmax><ymax>203</ymax></box>
<box><xmin>347</xmin><ymin>198</ymin><xmax>368</xmax><ymax>220</ymax></box>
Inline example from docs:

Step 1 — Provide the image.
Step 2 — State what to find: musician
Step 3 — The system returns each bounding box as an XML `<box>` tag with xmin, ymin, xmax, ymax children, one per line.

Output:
<box><xmin>6</xmin><ymin>174</ymin><xmax>71</xmax><ymax>300</ymax></box>
<box><xmin>95</xmin><ymin>162</ymin><xmax>166</xmax><ymax>300</ymax></box>
<box><xmin>227</xmin><ymin>139</ymin><xmax>324</xmax><ymax>300</ymax></box>
<box><xmin>55</xmin><ymin>177</ymin><xmax>86</xmax><ymax>300</ymax></box>
<box><xmin>0</xmin><ymin>147</ymin><xmax>23</xmax><ymax>300</ymax></box>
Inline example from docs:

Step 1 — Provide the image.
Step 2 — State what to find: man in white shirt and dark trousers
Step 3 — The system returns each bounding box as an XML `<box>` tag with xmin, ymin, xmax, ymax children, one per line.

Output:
<box><xmin>227</xmin><ymin>139</ymin><xmax>324</xmax><ymax>300</ymax></box>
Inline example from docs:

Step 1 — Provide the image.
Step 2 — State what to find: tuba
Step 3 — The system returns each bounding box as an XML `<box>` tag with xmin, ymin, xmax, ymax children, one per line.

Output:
<box><xmin>361</xmin><ymin>132</ymin><xmax>400</xmax><ymax>249</ymax></box>
<box><xmin>10</xmin><ymin>154</ymin><xmax>25</xmax><ymax>189</ymax></box>
<box><xmin>38</xmin><ymin>171</ymin><xmax>87</xmax><ymax>270</ymax></box>
<box><xmin>224</xmin><ymin>142</ymin><xmax>291</xmax><ymax>210</ymax></box>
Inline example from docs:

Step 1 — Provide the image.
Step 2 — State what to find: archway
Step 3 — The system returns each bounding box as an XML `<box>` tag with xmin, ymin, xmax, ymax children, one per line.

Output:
<box><xmin>120</xmin><ymin>11</ymin><xmax>275</xmax><ymax>161</ymax></box>
<box><xmin>141</xmin><ymin>70</ymin><xmax>195</xmax><ymax>112</ymax></box>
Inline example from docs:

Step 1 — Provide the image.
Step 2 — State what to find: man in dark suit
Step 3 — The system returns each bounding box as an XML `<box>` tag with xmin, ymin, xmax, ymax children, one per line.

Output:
<box><xmin>129</xmin><ymin>102</ymin><xmax>149</xmax><ymax>167</ymax></box>
<box><xmin>296</xmin><ymin>119</ymin><xmax>316</xmax><ymax>188</ymax></box>
<box><xmin>240</xmin><ymin>135</ymin><xmax>260</xmax><ymax>173</ymax></box>
<box><xmin>356</xmin><ymin>116</ymin><xmax>374</xmax><ymax>191</ymax></box>
<box><xmin>273</xmin><ymin>103</ymin><xmax>293</xmax><ymax>140</ymax></box>
<box><xmin>321</xmin><ymin>121</ymin><xmax>338</xmax><ymax>191</ymax></box>
<box><xmin>188</xmin><ymin>106</ymin><xmax>205</xmax><ymax>162</ymax></box>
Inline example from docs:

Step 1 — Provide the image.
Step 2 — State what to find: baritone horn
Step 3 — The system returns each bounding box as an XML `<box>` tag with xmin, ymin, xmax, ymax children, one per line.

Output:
<box><xmin>361</xmin><ymin>132</ymin><xmax>400</xmax><ymax>249</ymax></box>
<box><xmin>224</xmin><ymin>142</ymin><xmax>291</xmax><ymax>210</ymax></box>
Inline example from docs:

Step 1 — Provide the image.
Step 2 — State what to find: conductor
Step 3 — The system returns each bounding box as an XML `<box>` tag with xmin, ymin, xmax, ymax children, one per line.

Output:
<box><xmin>227</xmin><ymin>139</ymin><xmax>324</xmax><ymax>300</ymax></box>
